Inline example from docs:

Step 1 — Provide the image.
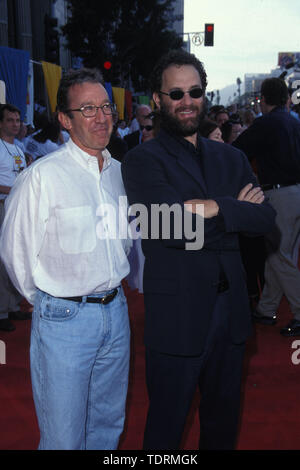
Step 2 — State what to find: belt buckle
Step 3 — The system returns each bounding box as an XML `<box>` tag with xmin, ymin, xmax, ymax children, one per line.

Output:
<box><xmin>100</xmin><ymin>293</ymin><xmax>111</xmax><ymax>305</ymax></box>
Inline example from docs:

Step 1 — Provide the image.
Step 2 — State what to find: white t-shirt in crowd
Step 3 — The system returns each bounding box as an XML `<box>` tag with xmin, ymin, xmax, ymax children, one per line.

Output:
<box><xmin>0</xmin><ymin>139</ymin><xmax>27</xmax><ymax>200</ymax></box>
<box><xmin>24</xmin><ymin>135</ymin><xmax>59</xmax><ymax>160</ymax></box>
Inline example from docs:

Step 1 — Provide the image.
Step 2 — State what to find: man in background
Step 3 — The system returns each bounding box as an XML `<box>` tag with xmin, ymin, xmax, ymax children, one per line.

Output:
<box><xmin>234</xmin><ymin>77</ymin><xmax>300</xmax><ymax>337</ymax></box>
<box><xmin>125</xmin><ymin>103</ymin><xmax>152</xmax><ymax>149</ymax></box>
<box><xmin>0</xmin><ymin>104</ymin><xmax>28</xmax><ymax>332</ymax></box>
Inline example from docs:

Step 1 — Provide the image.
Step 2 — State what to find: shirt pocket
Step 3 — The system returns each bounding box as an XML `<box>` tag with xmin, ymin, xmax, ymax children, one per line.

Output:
<box><xmin>55</xmin><ymin>205</ymin><xmax>97</xmax><ymax>254</ymax></box>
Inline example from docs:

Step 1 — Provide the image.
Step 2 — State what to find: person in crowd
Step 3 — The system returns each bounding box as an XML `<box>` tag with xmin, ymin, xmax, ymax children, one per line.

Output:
<box><xmin>15</xmin><ymin>121</ymin><xmax>34</xmax><ymax>166</ymax></box>
<box><xmin>227</xmin><ymin>104</ymin><xmax>238</xmax><ymax>116</ymax></box>
<box><xmin>287</xmin><ymin>88</ymin><xmax>300</xmax><ymax>121</ymax></box>
<box><xmin>122</xmin><ymin>49</ymin><xmax>275</xmax><ymax>450</ymax></box>
<box><xmin>107</xmin><ymin>108</ymin><xmax>128</xmax><ymax>162</ymax></box>
<box><xmin>15</xmin><ymin>121</ymin><xmax>27</xmax><ymax>152</ymax></box>
<box><xmin>207</xmin><ymin>105</ymin><xmax>225</xmax><ymax>122</ymax></box>
<box><xmin>126</xmin><ymin>111</ymin><xmax>156</xmax><ymax>292</ymax></box>
<box><xmin>234</xmin><ymin>77</ymin><xmax>300</xmax><ymax>336</ymax></box>
<box><xmin>117</xmin><ymin>119</ymin><xmax>130</xmax><ymax>138</ymax></box>
<box><xmin>242</xmin><ymin>108</ymin><xmax>256</xmax><ymax>129</ymax></box>
<box><xmin>0</xmin><ymin>104</ymin><xmax>29</xmax><ymax>332</ymax></box>
<box><xmin>221</xmin><ymin>119</ymin><xmax>243</xmax><ymax>144</ymax></box>
<box><xmin>141</xmin><ymin>113</ymin><xmax>155</xmax><ymax>142</ymax></box>
<box><xmin>0</xmin><ymin>68</ymin><xmax>131</xmax><ymax>449</ymax></box>
<box><xmin>126</xmin><ymin>112</ymin><xmax>157</xmax><ymax>294</ymax></box>
<box><xmin>198</xmin><ymin>118</ymin><xmax>224</xmax><ymax>142</ymax></box>
<box><xmin>215</xmin><ymin>108</ymin><xmax>229</xmax><ymax>127</ymax></box>
<box><xmin>24</xmin><ymin>117</ymin><xmax>60</xmax><ymax>160</ymax></box>
<box><xmin>125</xmin><ymin>104</ymin><xmax>152</xmax><ymax>149</ymax></box>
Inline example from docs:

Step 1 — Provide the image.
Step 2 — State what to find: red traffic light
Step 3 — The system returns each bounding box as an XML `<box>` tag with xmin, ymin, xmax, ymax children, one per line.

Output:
<box><xmin>204</xmin><ymin>23</ymin><xmax>214</xmax><ymax>46</ymax></box>
<box><xmin>104</xmin><ymin>61</ymin><xmax>112</xmax><ymax>70</ymax></box>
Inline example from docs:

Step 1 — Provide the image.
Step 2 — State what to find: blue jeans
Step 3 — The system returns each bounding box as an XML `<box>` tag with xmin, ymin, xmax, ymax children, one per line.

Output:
<box><xmin>30</xmin><ymin>286</ymin><xmax>130</xmax><ymax>450</ymax></box>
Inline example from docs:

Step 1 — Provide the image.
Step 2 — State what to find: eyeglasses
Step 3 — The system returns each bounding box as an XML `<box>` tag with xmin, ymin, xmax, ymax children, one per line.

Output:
<box><xmin>66</xmin><ymin>103</ymin><xmax>116</xmax><ymax>117</ymax></box>
<box><xmin>159</xmin><ymin>87</ymin><xmax>203</xmax><ymax>101</ymax></box>
<box><xmin>140</xmin><ymin>125</ymin><xmax>154</xmax><ymax>131</ymax></box>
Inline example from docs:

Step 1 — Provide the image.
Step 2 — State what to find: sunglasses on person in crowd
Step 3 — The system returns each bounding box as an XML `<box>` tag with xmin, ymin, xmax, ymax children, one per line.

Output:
<box><xmin>159</xmin><ymin>87</ymin><xmax>203</xmax><ymax>101</ymax></box>
<box><xmin>140</xmin><ymin>125</ymin><xmax>154</xmax><ymax>131</ymax></box>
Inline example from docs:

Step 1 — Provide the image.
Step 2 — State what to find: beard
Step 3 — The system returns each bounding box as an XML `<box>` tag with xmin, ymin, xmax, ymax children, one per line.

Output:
<box><xmin>159</xmin><ymin>100</ymin><xmax>206</xmax><ymax>137</ymax></box>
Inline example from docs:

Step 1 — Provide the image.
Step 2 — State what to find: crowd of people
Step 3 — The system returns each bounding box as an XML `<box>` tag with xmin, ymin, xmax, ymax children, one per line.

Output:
<box><xmin>0</xmin><ymin>48</ymin><xmax>300</xmax><ymax>452</ymax></box>
<box><xmin>114</xmin><ymin>83</ymin><xmax>300</xmax><ymax>336</ymax></box>
<box><xmin>0</xmin><ymin>106</ymin><xmax>70</xmax><ymax>332</ymax></box>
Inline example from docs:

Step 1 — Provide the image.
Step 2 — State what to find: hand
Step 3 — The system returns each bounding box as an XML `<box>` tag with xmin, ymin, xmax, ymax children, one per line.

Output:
<box><xmin>237</xmin><ymin>183</ymin><xmax>265</xmax><ymax>204</ymax></box>
<box><xmin>184</xmin><ymin>198</ymin><xmax>219</xmax><ymax>219</ymax></box>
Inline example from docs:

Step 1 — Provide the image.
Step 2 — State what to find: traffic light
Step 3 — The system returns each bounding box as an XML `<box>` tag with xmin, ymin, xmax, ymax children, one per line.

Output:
<box><xmin>204</xmin><ymin>24</ymin><xmax>214</xmax><ymax>47</ymax></box>
<box><xmin>44</xmin><ymin>14</ymin><xmax>60</xmax><ymax>64</ymax></box>
<box><xmin>103</xmin><ymin>61</ymin><xmax>112</xmax><ymax>71</ymax></box>
<box><xmin>102</xmin><ymin>60</ymin><xmax>121</xmax><ymax>85</ymax></box>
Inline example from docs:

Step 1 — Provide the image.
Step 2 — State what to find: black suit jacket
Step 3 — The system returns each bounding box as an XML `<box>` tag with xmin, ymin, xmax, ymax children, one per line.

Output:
<box><xmin>233</xmin><ymin>107</ymin><xmax>300</xmax><ymax>184</ymax></box>
<box><xmin>124</xmin><ymin>130</ymin><xmax>141</xmax><ymax>150</ymax></box>
<box><xmin>122</xmin><ymin>129</ymin><xmax>276</xmax><ymax>355</ymax></box>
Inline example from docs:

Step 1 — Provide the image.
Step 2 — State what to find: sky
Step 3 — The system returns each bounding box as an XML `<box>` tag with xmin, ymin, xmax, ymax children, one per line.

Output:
<box><xmin>184</xmin><ymin>0</ymin><xmax>300</xmax><ymax>102</ymax></box>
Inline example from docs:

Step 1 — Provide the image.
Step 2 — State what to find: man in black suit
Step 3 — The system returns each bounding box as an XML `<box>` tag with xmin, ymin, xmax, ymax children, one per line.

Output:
<box><xmin>122</xmin><ymin>50</ymin><xmax>275</xmax><ymax>450</ymax></box>
<box><xmin>234</xmin><ymin>78</ymin><xmax>300</xmax><ymax>336</ymax></box>
<box><xmin>124</xmin><ymin>104</ymin><xmax>152</xmax><ymax>149</ymax></box>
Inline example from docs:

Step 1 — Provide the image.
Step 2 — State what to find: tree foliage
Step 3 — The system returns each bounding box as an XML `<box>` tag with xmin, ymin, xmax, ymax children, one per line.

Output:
<box><xmin>62</xmin><ymin>0</ymin><xmax>183</xmax><ymax>91</ymax></box>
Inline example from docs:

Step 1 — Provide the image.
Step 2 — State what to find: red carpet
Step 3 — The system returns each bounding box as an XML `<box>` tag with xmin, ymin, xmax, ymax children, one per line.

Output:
<box><xmin>1</xmin><ymin>285</ymin><xmax>300</xmax><ymax>450</ymax></box>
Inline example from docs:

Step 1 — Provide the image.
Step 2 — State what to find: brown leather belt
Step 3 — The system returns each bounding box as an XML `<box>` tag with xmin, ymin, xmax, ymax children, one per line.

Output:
<box><xmin>59</xmin><ymin>288</ymin><xmax>118</xmax><ymax>305</ymax></box>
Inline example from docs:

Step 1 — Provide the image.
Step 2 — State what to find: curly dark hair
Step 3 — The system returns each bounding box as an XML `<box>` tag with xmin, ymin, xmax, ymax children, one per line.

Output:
<box><xmin>150</xmin><ymin>49</ymin><xmax>208</xmax><ymax>94</ymax></box>
<box><xmin>261</xmin><ymin>77</ymin><xmax>288</xmax><ymax>106</ymax></box>
<box><xmin>57</xmin><ymin>68</ymin><xmax>104</xmax><ymax>117</ymax></box>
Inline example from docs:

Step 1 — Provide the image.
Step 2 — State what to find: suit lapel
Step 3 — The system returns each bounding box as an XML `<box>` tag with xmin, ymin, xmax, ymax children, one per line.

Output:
<box><xmin>157</xmin><ymin>129</ymin><xmax>208</xmax><ymax>195</ymax></box>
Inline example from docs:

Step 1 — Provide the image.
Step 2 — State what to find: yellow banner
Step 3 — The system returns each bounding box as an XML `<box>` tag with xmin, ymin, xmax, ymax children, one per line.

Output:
<box><xmin>41</xmin><ymin>61</ymin><xmax>62</xmax><ymax>113</ymax></box>
<box><xmin>112</xmin><ymin>87</ymin><xmax>125</xmax><ymax>120</ymax></box>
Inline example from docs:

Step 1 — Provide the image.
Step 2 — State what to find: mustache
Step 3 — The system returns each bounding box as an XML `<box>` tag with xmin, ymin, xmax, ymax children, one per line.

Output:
<box><xmin>175</xmin><ymin>105</ymin><xmax>199</xmax><ymax>113</ymax></box>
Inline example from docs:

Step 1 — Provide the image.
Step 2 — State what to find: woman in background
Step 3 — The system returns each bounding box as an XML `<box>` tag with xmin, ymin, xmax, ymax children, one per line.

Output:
<box><xmin>198</xmin><ymin>118</ymin><xmax>224</xmax><ymax>142</ymax></box>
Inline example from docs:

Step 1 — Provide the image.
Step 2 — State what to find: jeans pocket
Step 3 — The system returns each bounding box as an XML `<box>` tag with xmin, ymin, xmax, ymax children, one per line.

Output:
<box><xmin>39</xmin><ymin>295</ymin><xmax>80</xmax><ymax>322</ymax></box>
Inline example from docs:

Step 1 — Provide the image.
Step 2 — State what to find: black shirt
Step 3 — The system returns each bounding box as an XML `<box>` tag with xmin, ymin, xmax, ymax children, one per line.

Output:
<box><xmin>233</xmin><ymin>106</ymin><xmax>300</xmax><ymax>185</ymax></box>
<box><xmin>169</xmin><ymin>130</ymin><xmax>205</xmax><ymax>175</ymax></box>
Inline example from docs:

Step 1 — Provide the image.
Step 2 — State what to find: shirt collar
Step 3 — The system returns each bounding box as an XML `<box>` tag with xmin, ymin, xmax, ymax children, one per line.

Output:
<box><xmin>161</xmin><ymin>127</ymin><xmax>202</xmax><ymax>155</ymax></box>
<box><xmin>66</xmin><ymin>137</ymin><xmax>112</xmax><ymax>172</ymax></box>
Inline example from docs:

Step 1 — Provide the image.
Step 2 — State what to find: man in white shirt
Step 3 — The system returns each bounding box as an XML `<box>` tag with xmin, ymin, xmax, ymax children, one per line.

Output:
<box><xmin>0</xmin><ymin>69</ymin><xmax>131</xmax><ymax>450</ymax></box>
<box><xmin>0</xmin><ymin>104</ymin><xmax>28</xmax><ymax>331</ymax></box>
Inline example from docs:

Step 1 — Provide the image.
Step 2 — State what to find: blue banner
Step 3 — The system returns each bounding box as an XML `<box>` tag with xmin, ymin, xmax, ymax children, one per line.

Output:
<box><xmin>105</xmin><ymin>82</ymin><xmax>113</xmax><ymax>102</ymax></box>
<box><xmin>0</xmin><ymin>46</ymin><xmax>30</xmax><ymax>121</ymax></box>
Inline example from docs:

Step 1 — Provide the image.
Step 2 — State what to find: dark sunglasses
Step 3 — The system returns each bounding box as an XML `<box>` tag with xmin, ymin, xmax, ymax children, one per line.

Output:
<box><xmin>159</xmin><ymin>87</ymin><xmax>203</xmax><ymax>101</ymax></box>
<box><xmin>140</xmin><ymin>125</ymin><xmax>154</xmax><ymax>131</ymax></box>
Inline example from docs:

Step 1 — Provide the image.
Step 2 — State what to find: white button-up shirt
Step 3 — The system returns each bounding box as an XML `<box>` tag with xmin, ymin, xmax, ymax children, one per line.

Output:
<box><xmin>0</xmin><ymin>138</ymin><xmax>131</xmax><ymax>304</ymax></box>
